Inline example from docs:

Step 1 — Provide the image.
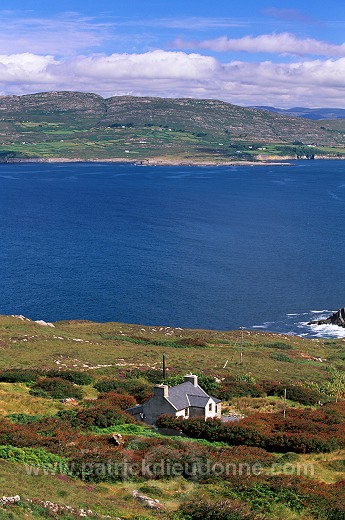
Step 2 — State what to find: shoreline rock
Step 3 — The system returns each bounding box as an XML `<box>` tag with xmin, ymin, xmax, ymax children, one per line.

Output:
<box><xmin>3</xmin><ymin>156</ymin><xmax>292</xmax><ymax>167</ymax></box>
<box><xmin>308</xmin><ymin>308</ymin><xmax>345</xmax><ymax>328</ymax></box>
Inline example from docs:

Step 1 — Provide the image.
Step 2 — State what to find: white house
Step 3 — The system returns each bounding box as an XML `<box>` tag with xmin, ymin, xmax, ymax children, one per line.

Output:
<box><xmin>126</xmin><ymin>374</ymin><xmax>222</xmax><ymax>425</ymax></box>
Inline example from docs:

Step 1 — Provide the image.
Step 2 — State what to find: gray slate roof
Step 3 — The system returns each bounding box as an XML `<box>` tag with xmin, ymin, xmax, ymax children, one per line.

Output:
<box><xmin>166</xmin><ymin>381</ymin><xmax>220</xmax><ymax>411</ymax></box>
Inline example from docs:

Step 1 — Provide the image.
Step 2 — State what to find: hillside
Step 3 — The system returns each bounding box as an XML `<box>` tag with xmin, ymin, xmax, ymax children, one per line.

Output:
<box><xmin>2</xmin><ymin>315</ymin><xmax>345</xmax><ymax>519</ymax></box>
<box><xmin>250</xmin><ymin>105</ymin><xmax>345</xmax><ymax>120</ymax></box>
<box><xmin>0</xmin><ymin>314</ymin><xmax>342</xmax><ymax>389</ymax></box>
<box><xmin>0</xmin><ymin>91</ymin><xmax>344</xmax><ymax>163</ymax></box>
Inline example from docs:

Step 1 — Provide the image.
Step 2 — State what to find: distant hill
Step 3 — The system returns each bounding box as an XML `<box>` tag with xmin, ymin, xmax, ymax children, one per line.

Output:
<box><xmin>250</xmin><ymin>105</ymin><xmax>345</xmax><ymax>120</ymax></box>
<box><xmin>0</xmin><ymin>91</ymin><xmax>344</xmax><ymax>163</ymax></box>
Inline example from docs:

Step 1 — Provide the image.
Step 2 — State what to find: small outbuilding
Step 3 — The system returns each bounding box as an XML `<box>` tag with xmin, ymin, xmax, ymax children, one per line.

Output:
<box><xmin>126</xmin><ymin>374</ymin><xmax>221</xmax><ymax>425</ymax></box>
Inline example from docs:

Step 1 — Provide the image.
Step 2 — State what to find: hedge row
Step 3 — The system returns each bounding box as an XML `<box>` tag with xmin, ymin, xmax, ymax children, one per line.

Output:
<box><xmin>157</xmin><ymin>402</ymin><xmax>345</xmax><ymax>454</ymax></box>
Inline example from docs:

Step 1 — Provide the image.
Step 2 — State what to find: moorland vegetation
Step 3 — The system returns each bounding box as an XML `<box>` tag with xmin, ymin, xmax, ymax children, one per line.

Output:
<box><xmin>1</xmin><ymin>315</ymin><xmax>345</xmax><ymax>519</ymax></box>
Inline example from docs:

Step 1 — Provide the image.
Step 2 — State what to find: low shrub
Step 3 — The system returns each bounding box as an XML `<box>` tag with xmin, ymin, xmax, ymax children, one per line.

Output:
<box><xmin>0</xmin><ymin>368</ymin><xmax>92</xmax><ymax>386</ymax></box>
<box><xmin>138</xmin><ymin>484</ymin><xmax>163</xmax><ymax>497</ymax></box>
<box><xmin>94</xmin><ymin>377</ymin><xmax>153</xmax><ymax>404</ymax></box>
<box><xmin>220</xmin><ymin>377</ymin><xmax>265</xmax><ymax>399</ymax></box>
<box><xmin>7</xmin><ymin>414</ymin><xmax>45</xmax><ymax>424</ymax></box>
<box><xmin>30</xmin><ymin>377</ymin><xmax>83</xmax><ymax>400</ymax></box>
<box><xmin>285</xmin><ymin>385</ymin><xmax>322</xmax><ymax>406</ymax></box>
<box><xmin>45</xmin><ymin>370</ymin><xmax>92</xmax><ymax>386</ymax></box>
<box><xmin>262</xmin><ymin>381</ymin><xmax>322</xmax><ymax>405</ymax></box>
<box><xmin>96</xmin><ymin>391</ymin><xmax>136</xmax><ymax>410</ymax></box>
<box><xmin>94</xmin><ymin>379</ymin><xmax>119</xmax><ymax>393</ymax></box>
<box><xmin>141</xmin><ymin>369</ymin><xmax>164</xmax><ymax>384</ymax></box>
<box><xmin>76</xmin><ymin>402</ymin><xmax>136</xmax><ymax>428</ymax></box>
<box><xmin>157</xmin><ymin>402</ymin><xmax>345</xmax><ymax>454</ymax></box>
<box><xmin>270</xmin><ymin>352</ymin><xmax>294</xmax><ymax>363</ymax></box>
<box><xmin>0</xmin><ymin>369</ymin><xmax>39</xmax><ymax>383</ymax></box>
<box><xmin>0</xmin><ymin>420</ymin><xmax>43</xmax><ymax>448</ymax></box>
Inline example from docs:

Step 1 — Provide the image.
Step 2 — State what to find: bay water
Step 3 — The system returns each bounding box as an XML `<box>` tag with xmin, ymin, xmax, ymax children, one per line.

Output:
<box><xmin>1</xmin><ymin>160</ymin><xmax>344</xmax><ymax>338</ymax></box>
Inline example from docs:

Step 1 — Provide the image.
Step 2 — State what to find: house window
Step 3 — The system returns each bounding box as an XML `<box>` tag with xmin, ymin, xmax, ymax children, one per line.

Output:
<box><xmin>208</xmin><ymin>403</ymin><xmax>212</xmax><ymax>412</ymax></box>
<box><xmin>184</xmin><ymin>408</ymin><xmax>188</xmax><ymax>417</ymax></box>
<box><xmin>215</xmin><ymin>405</ymin><xmax>218</xmax><ymax>413</ymax></box>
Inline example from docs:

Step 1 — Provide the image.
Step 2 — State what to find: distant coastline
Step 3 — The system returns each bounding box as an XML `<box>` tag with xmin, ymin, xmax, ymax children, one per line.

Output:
<box><xmin>4</xmin><ymin>155</ymin><xmax>345</xmax><ymax>167</ymax></box>
<box><xmin>1</xmin><ymin>156</ymin><xmax>293</xmax><ymax>167</ymax></box>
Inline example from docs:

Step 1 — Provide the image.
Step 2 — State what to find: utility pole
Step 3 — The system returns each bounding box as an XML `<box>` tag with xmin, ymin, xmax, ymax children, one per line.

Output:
<box><xmin>163</xmin><ymin>354</ymin><xmax>166</xmax><ymax>381</ymax></box>
<box><xmin>240</xmin><ymin>327</ymin><xmax>244</xmax><ymax>366</ymax></box>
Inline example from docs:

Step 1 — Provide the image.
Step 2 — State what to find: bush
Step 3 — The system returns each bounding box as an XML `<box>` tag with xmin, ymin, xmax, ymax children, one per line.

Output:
<box><xmin>220</xmin><ymin>377</ymin><xmax>265</xmax><ymax>399</ymax></box>
<box><xmin>94</xmin><ymin>377</ymin><xmax>153</xmax><ymax>404</ymax></box>
<box><xmin>142</xmin><ymin>369</ymin><xmax>166</xmax><ymax>384</ymax></box>
<box><xmin>0</xmin><ymin>368</ymin><xmax>92</xmax><ymax>386</ymax></box>
<box><xmin>270</xmin><ymin>352</ymin><xmax>294</xmax><ymax>363</ymax></box>
<box><xmin>76</xmin><ymin>402</ymin><xmax>136</xmax><ymax>428</ymax></box>
<box><xmin>0</xmin><ymin>369</ymin><xmax>39</xmax><ymax>383</ymax></box>
<box><xmin>45</xmin><ymin>370</ymin><xmax>92</xmax><ymax>386</ymax></box>
<box><xmin>157</xmin><ymin>403</ymin><xmax>345</xmax><ymax>454</ymax></box>
<box><xmin>138</xmin><ymin>485</ymin><xmax>163</xmax><ymax>497</ymax></box>
<box><xmin>30</xmin><ymin>377</ymin><xmax>83</xmax><ymax>400</ymax></box>
<box><xmin>97</xmin><ymin>391</ymin><xmax>136</xmax><ymax>410</ymax></box>
<box><xmin>94</xmin><ymin>379</ymin><xmax>119</xmax><ymax>393</ymax></box>
<box><xmin>262</xmin><ymin>382</ymin><xmax>322</xmax><ymax>405</ymax></box>
<box><xmin>285</xmin><ymin>385</ymin><xmax>322</xmax><ymax>406</ymax></box>
<box><xmin>7</xmin><ymin>414</ymin><xmax>45</xmax><ymax>425</ymax></box>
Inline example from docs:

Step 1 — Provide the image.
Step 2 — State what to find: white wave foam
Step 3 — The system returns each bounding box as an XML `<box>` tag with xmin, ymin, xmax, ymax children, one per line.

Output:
<box><xmin>307</xmin><ymin>323</ymin><xmax>345</xmax><ymax>339</ymax></box>
<box><xmin>252</xmin><ymin>325</ymin><xmax>267</xmax><ymax>329</ymax></box>
<box><xmin>310</xmin><ymin>310</ymin><xmax>334</xmax><ymax>314</ymax></box>
<box><xmin>250</xmin><ymin>309</ymin><xmax>345</xmax><ymax>339</ymax></box>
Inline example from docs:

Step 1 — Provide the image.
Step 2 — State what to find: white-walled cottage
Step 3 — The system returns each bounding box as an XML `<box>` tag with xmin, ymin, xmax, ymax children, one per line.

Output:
<box><xmin>126</xmin><ymin>374</ymin><xmax>222</xmax><ymax>425</ymax></box>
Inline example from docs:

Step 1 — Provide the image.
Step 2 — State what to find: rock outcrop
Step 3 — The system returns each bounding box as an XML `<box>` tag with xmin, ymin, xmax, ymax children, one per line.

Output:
<box><xmin>109</xmin><ymin>433</ymin><xmax>124</xmax><ymax>446</ymax></box>
<box><xmin>132</xmin><ymin>490</ymin><xmax>162</xmax><ymax>509</ymax></box>
<box><xmin>308</xmin><ymin>308</ymin><xmax>345</xmax><ymax>327</ymax></box>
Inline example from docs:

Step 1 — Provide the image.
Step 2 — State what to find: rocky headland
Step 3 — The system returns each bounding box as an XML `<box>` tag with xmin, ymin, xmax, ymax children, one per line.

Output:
<box><xmin>308</xmin><ymin>308</ymin><xmax>345</xmax><ymax>328</ymax></box>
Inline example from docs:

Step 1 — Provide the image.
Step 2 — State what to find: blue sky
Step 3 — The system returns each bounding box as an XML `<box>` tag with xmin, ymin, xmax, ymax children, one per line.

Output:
<box><xmin>1</xmin><ymin>1</ymin><xmax>345</xmax><ymax>107</ymax></box>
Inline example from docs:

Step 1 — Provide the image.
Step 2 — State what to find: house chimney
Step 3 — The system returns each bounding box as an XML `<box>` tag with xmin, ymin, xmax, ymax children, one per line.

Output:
<box><xmin>154</xmin><ymin>384</ymin><xmax>169</xmax><ymax>398</ymax></box>
<box><xmin>184</xmin><ymin>374</ymin><xmax>198</xmax><ymax>387</ymax></box>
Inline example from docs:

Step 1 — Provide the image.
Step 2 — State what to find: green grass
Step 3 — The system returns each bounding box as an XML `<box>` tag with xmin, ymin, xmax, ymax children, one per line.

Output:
<box><xmin>0</xmin><ymin>383</ymin><xmax>66</xmax><ymax>416</ymax></box>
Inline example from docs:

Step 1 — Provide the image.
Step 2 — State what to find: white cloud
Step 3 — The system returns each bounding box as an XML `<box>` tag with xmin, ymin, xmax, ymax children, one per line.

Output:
<box><xmin>65</xmin><ymin>50</ymin><xmax>219</xmax><ymax>80</ymax></box>
<box><xmin>0</xmin><ymin>53</ymin><xmax>56</xmax><ymax>82</ymax></box>
<box><xmin>174</xmin><ymin>33</ymin><xmax>345</xmax><ymax>57</ymax></box>
<box><xmin>1</xmin><ymin>50</ymin><xmax>345</xmax><ymax>108</ymax></box>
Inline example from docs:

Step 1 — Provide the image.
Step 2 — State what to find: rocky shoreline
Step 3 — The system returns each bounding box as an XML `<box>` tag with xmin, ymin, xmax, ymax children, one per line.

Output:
<box><xmin>3</xmin><ymin>156</ymin><xmax>292</xmax><ymax>167</ymax></box>
<box><xmin>309</xmin><ymin>308</ymin><xmax>345</xmax><ymax>328</ymax></box>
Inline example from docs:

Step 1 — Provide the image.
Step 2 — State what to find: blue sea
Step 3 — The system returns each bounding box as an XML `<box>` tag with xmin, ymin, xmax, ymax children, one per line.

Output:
<box><xmin>1</xmin><ymin>160</ymin><xmax>345</xmax><ymax>338</ymax></box>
